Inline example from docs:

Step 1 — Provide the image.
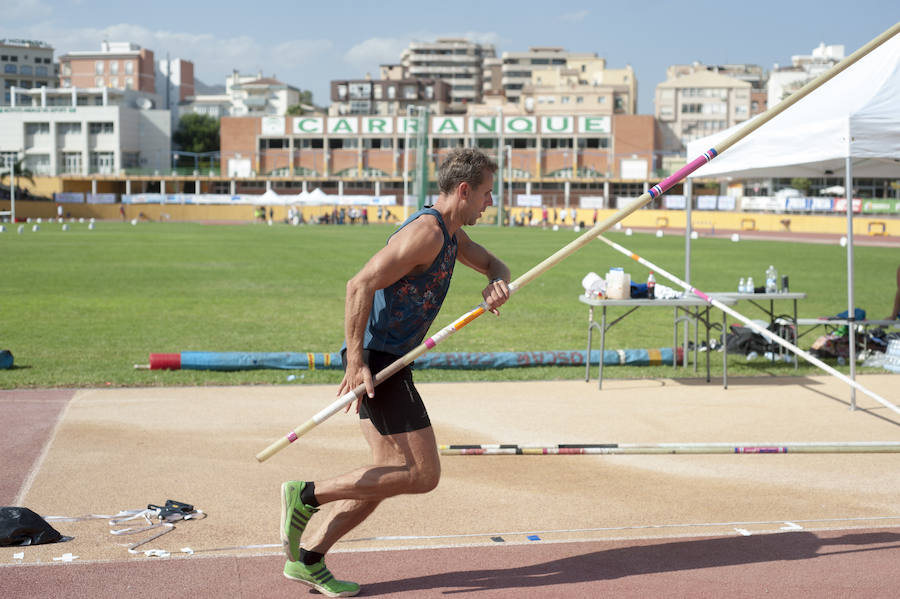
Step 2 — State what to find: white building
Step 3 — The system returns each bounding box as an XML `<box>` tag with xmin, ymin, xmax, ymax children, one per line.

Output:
<box><xmin>0</xmin><ymin>87</ymin><xmax>170</xmax><ymax>175</ymax></box>
<box><xmin>401</xmin><ymin>39</ymin><xmax>496</xmax><ymax>109</ymax></box>
<box><xmin>180</xmin><ymin>70</ymin><xmax>300</xmax><ymax>120</ymax></box>
<box><xmin>767</xmin><ymin>42</ymin><xmax>844</xmax><ymax>106</ymax></box>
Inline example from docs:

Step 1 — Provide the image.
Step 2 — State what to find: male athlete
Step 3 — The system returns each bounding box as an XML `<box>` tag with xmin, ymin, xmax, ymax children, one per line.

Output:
<box><xmin>280</xmin><ymin>147</ymin><xmax>510</xmax><ymax>596</ymax></box>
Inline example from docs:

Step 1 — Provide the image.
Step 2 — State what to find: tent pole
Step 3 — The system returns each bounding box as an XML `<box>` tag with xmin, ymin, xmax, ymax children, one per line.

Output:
<box><xmin>845</xmin><ymin>155</ymin><xmax>857</xmax><ymax>410</ymax></box>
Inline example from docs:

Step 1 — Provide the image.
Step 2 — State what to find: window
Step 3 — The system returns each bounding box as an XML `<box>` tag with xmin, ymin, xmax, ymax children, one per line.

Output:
<box><xmin>26</xmin><ymin>122</ymin><xmax>50</xmax><ymax>135</ymax></box>
<box><xmin>373</xmin><ymin>85</ymin><xmax>382</xmax><ymax>100</ymax></box>
<box><xmin>541</xmin><ymin>138</ymin><xmax>572</xmax><ymax>149</ymax></box>
<box><xmin>95</xmin><ymin>76</ymin><xmax>104</xmax><ymax>87</ymax></box>
<box><xmin>88</xmin><ymin>122</ymin><xmax>114</xmax><ymax>134</ymax></box>
<box><xmin>328</xmin><ymin>138</ymin><xmax>358</xmax><ymax>149</ymax></box>
<box><xmin>110</xmin><ymin>62</ymin><xmax>118</xmax><ymax>75</ymax></box>
<box><xmin>597</xmin><ymin>96</ymin><xmax>606</xmax><ymax>104</ymax></box>
<box><xmin>576</xmin><ymin>96</ymin><xmax>583</xmax><ymax>104</ymax></box>
<box><xmin>62</xmin><ymin>62</ymin><xmax>71</xmax><ymax>76</ymax></box>
<box><xmin>95</xmin><ymin>61</ymin><xmax>104</xmax><ymax>74</ymax></box>
<box><xmin>337</xmin><ymin>84</ymin><xmax>347</xmax><ymax>99</ymax></box>
<box><xmin>577</xmin><ymin>137</ymin><xmax>609</xmax><ymax>149</ymax></box>
<box><xmin>35</xmin><ymin>66</ymin><xmax>47</xmax><ymax>76</ymax></box>
<box><xmin>125</xmin><ymin>61</ymin><xmax>134</xmax><ymax>74</ymax></box>
<box><xmin>125</xmin><ymin>77</ymin><xmax>133</xmax><ymax>90</ymax></box>
<box><xmin>58</xmin><ymin>123</ymin><xmax>82</xmax><ymax>135</ymax></box>
<box><xmin>403</xmin><ymin>85</ymin><xmax>417</xmax><ymax>99</ymax></box>
<box><xmin>110</xmin><ymin>77</ymin><xmax>118</xmax><ymax>88</ymax></box>
<box><xmin>681</xmin><ymin>103</ymin><xmax>702</xmax><ymax>114</ymax></box>
<box><xmin>387</xmin><ymin>86</ymin><xmax>396</xmax><ymax>99</ymax></box>
<box><xmin>4</xmin><ymin>64</ymin><xmax>16</xmax><ymax>74</ymax></box>
<box><xmin>425</xmin><ymin>85</ymin><xmax>434</xmax><ymax>100</ymax></box>
<box><xmin>561</xmin><ymin>96</ymin><xmax>570</xmax><ymax>104</ymax></box>
<box><xmin>20</xmin><ymin>66</ymin><xmax>32</xmax><ymax>75</ymax></box>
<box><xmin>363</xmin><ymin>138</ymin><xmax>392</xmax><ymax>149</ymax></box>
<box><xmin>348</xmin><ymin>82</ymin><xmax>371</xmax><ymax>99</ymax></box>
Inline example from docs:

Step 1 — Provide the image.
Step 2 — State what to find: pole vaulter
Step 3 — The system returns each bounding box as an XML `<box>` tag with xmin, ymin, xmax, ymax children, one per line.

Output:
<box><xmin>256</xmin><ymin>21</ymin><xmax>900</xmax><ymax>462</ymax></box>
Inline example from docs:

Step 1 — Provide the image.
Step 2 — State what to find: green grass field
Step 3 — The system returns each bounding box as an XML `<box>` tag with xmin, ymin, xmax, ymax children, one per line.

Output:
<box><xmin>1</xmin><ymin>220</ymin><xmax>896</xmax><ymax>389</ymax></box>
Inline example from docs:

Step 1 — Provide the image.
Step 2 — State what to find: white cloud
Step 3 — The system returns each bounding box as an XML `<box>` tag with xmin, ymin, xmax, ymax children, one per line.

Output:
<box><xmin>559</xmin><ymin>10</ymin><xmax>589</xmax><ymax>23</ymax></box>
<box><xmin>343</xmin><ymin>37</ymin><xmax>409</xmax><ymax>69</ymax></box>
<box><xmin>5</xmin><ymin>0</ymin><xmax>52</xmax><ymax>20</ymax></box>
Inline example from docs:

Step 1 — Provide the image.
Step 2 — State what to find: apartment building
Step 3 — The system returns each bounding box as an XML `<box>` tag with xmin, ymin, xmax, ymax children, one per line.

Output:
<box><xmin>329</xmin><ymin>76</ymin><xmax>450</xmax><ymax>116</ymax></box>
<box><xmin>768</xmin><ymin>42</ymin><xmax>844</xmax><ymax>106</ymax></box>
<box><xmin>1</xmin><ymin>39</ymin><xmax>57</xmax><ymax>105</ymax></box>
<box><xmin>0</xmin><ymin>86</ymin><xmax>170</xmax><ymax>176</ymax></box>
<box><xmin>520</xmin><ymin>56</ymin><xmax>637</xmax><ymax>116</ymax></box>
<box><xmin>180</xmin><ymin>70</ymin><xmax>300</xmax><ymax>121</ymax></box>
<box><xmin>59</xmin><ymin>42</ymin><xmax>156</xmax><ymax>94</ymax></box>
<box><xmin>401</xmin><ymin>39</ymin><xmax>496</xmax><ymax>109</ymax></box>
<box><xmin>655</xmin><ymin>70</ymin><xmax>751</xmax><ymax>151</ymax></box>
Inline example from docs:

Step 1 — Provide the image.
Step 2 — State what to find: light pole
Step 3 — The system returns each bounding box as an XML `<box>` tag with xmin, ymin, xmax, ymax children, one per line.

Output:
<box><xmin>506</xmin><ymin>144</ymin><xmax>512</xmax><ymax>227</ymax></box>
<box><xmin>3</xmin><ymin>151</ymin><xmax>18</xmax><ymax>224</ymax></box>
<box><xmin>403</xmin><ymin>105</ymin><xmax>412</xmax><ymax>220</ymax></box>
<box><xmin>495</xmin><ymin>107</ymin><xmax>503</xmax><ymax>227</ymax></box>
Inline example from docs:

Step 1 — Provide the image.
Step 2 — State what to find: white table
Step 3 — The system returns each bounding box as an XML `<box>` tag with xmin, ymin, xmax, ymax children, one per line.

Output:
<box><xmin>580</xmin><ymin>295</ymin><xmax>737</xmax><ymax>389</ymax></box>
<box><xmin>709</xmin><ymin>292</ymin><xmax>807</xmax><ymax>368</ymax></box>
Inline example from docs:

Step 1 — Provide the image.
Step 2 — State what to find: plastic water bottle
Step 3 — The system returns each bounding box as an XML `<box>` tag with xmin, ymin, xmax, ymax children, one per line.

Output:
<box><xmin>647</xmin><ymin>272</ymin><xmax>656</xmax><ymax>299</ymax></box>
<box><xmin>739</xmin><ymin>277</ymin><xmax>745</xmax><ymax>293</ymax></box>
<box><xmin>765</xmin><ymin>265</ymin><xmax>778</xmax><ymax>293</ymax></box>
<box><xmin>747</xmin><ymin>276</ymin><xmax>755</xmax><ymax>293</ymax></box>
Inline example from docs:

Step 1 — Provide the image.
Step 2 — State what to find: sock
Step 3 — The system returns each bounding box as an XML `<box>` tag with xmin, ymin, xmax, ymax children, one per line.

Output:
<box><xmin>300</xmin><ymin>548</ymin><xmax>325</xmax><ymax>566</ymax></box>
<box><xmin>300</xmin><ymin>481</ymin><xmax>319</xmax><ymax>507</ymax></box>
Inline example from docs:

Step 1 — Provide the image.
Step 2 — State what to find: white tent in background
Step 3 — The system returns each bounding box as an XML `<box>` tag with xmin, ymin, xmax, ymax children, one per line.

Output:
<box><xmin>687</xmin><ymin>28</ymin><xmax>900</xmax><ymax>407</ymax></box>
<box><xmin>306</xmin><ymin>187</ymin><xmax>330</xmax><ymax>205</ymax></box>
<box><xmin>255</xmin><ymin>188</ymin><xmax>285</xmax><ymax>205</ymax></box>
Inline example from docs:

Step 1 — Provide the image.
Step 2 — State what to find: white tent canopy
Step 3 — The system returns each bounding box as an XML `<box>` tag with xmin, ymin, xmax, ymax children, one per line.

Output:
<box><xmin>686</xmin><ymin>28</ymin><xmax>900</xmax><ymax>409</ymax></box>
<box><xmin>687</xmin><ymin>30</ymin><xmax>900</xmax><ymax>180</ymax></box>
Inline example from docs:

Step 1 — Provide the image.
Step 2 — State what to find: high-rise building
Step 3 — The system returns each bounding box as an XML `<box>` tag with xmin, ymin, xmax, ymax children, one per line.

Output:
<box><xmin>58</xmin><ymin>42</ymin><xmax>156</xmax><ymax>94</ymax></box>
<box><xmin>655</xmin><ymin>70</ymin><xmax>751</xmax><ymax>151</ymax></box>
<box><xmin>401</xmin><ymin>39</ymin><xmax>496</xmax><ymax>109</ymax></box>
<box><xmin>1</xmin><ymin>39</ymin><xmax>57</xmax><ymax>105</ymax></box>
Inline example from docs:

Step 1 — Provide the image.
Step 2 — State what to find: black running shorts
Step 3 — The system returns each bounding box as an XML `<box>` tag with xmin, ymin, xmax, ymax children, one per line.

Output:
<box><xmin>341</xmin><ymin>348</ymin><xmax>431</xmax><ymax>436</ymax></box>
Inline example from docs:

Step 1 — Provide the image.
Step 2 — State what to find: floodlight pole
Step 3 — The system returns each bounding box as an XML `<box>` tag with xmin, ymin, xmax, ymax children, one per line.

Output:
<box><xmin>495</xmin><ymin>107</ymin><xmax>503</xmax><ymax>227</ymax></box>
<box><xmin>403</xmin><ymin>105</ymin><xmax>412</xmax><ymax>220</ymax></box>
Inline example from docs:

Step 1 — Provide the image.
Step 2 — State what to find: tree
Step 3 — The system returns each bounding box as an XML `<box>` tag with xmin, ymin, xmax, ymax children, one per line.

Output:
<box><xmin>286</xmin><ymin>90</ymin><xmax>315</xmax><ymax>116</ymax></box>
<box><xmin>790</xmin><ymin>177</ymin><xmax>812</xmax><ymax>195</ymax></box>
<box><xmin>0</xmin><ymin>157</ymin><xmax>35</xmax><ymax>186</ymax></box>
<box><xmin>173</xmin><ymin>114</ymin><xmax>219</xmax><ymax>153</ymax></box>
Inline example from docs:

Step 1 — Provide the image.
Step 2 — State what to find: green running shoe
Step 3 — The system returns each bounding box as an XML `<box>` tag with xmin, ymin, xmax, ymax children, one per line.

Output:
<box><xmin>283</xmin><ymin>558</ymin><xmax>360</xmax><ymax>597</ymax></box>
<box><xmin>280</xmin><ymin>481</ymin><xmax>318</xmax><ymax>562</ymax></box>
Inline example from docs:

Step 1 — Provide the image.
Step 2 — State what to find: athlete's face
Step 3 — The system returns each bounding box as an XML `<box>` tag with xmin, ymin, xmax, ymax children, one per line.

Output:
<box><xmin>462</xmin><ymin>172</ymin><xmax>494</xmax><ymax>225</ymax></box>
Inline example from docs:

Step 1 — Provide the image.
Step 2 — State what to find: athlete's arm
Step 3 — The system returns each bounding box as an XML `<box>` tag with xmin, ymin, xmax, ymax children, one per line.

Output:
<box><xmin>455</xmin><ymin>228</ymin><xmax>510</xmax><ymax>316</ymax></box>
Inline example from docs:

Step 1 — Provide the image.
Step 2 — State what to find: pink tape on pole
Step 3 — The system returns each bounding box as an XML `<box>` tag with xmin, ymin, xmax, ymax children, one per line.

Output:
<box><xmin>286</xmin><ymin>431</ymin><xmax>298</xmax><ymax>443</ymax></box>
<box><xmin>691</xmin><ymin>288</ymin><xmax>712</xmax><ymax>302</ymax></box>
<box><xmin>648</xmin><ymin>149</ymin><xmax>718</xmax><ymax>199</ymax></box>
<box><xmin>424</xmin><ymin>338</ymin><xmax>436</xmax><ymax>349</ymax></box>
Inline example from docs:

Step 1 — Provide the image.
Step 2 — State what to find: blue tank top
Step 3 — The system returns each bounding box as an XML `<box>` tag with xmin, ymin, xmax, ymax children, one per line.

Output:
<box><xmin>363</xmin><ymin>208</ymin><xmax>458</xmax><ymax>355</ymax></box>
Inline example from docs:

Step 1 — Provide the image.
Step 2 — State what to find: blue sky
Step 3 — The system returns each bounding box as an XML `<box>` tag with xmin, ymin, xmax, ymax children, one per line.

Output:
<box><xmin>5</xmin><ymin>0</ymin><xmax>895</xmax><ymax>113</ymax></box>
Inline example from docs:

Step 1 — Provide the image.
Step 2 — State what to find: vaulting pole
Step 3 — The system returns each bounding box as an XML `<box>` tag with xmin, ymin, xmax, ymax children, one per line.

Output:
<box><xmin>439</xmin><ymin>442</ymin><xmax>900</xmax><ymax>456</ymax></box>
<box><xmin>256</xmin><ymin>22</ymin><xmax>900</xmax><ymax>462</ymax></box>
<box><xmin>597</xmin><ymin>234</ymin><xmax>900</xmax><ymax>417</ymax></box>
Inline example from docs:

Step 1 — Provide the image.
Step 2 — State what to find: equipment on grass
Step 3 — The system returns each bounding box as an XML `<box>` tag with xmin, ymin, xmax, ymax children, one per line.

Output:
<box><xmin>137</xmin><ymin>348</ymin><xmax>681</xmax><ymax>371</ymax></box>
<box><xmin>255</xmin><ymin>22</ymin><xmax>900</xmax><ymax>463</ymax></box>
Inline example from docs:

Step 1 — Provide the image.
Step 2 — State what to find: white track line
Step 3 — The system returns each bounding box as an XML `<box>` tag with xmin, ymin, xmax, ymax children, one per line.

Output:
<box><xmin>14</xmin><ymin>392</ymin><xmax>76</xmax><ymax>505</ymax></box>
